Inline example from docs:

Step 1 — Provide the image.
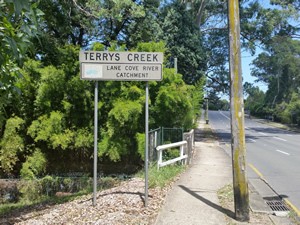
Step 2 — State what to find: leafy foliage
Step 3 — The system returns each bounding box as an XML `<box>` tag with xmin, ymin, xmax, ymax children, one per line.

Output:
<box><xmin>152</xmin><ymin>69</ymin><xmax>192</xmax><ymax>128</ymax></box>
<box><xmin>20</xmin><ymin>149</ymin><xmax>46</xmax><ymax>179</ymax></box>
<box><xmin>99</xmin><ymin>99</ymin><xmax>143</xmax><ymax>161</ymax></box>
<box><xmin>250</xmin><ymin>37</ymin><xmax>300</xmax><ymax>122</ymax></box>
<box><xmin>0</xmin><ymin>0</ymin><xmax>43</xmax><ymax>66</ymax></box>
<box><xmin>0</xmin><ymin>0</ymin><xmax>43</xmax><ymax>127</ymax></box>
<box><xmin>275</xmin><ymin>92</ymin><xmax>300</xmax><ymax>125</ymax></box>
<box><xmin>18</xmin><ymin>179</ymin><xmax>41</xmax><ymax>203</ymax></box>
<box><xmin>160</xmin><ymin>1</ymin><xmax>206</xmax><ymax>84</ymax></box>
<box><xmin>28</xmin><ymin>112</ymin><xmax>68</xmax><ymax>149</ymax></box>
<box><xmin>34</xmin><ymin>67</ymin><xmax>66</xmax><ymax>114</ymax></box>
<box><xmin>244</xmin><ymin>82</ymin><xmax>266</xmax><ymax>117</ymax></box>
<box><xmin>135</xmin><ymin>133</ymin><xmax>145</xmax><ymax>161</ymax></box>
<box><xmin>0</xmin><ymin>117</ymin><xmax>24</xmax><ymax>175</ymax></box>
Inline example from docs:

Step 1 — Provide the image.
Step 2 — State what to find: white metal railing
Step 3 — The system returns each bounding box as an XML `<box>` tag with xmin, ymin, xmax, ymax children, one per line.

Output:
<box><xmin>156</xmin><ymin>141</ymin><xmax>188</xmax><ymax>169</ymax></box>
<box><xmin>183</xmin><ymin>129</ymin><xmax>194</xmax><ymax>164</ymax></box>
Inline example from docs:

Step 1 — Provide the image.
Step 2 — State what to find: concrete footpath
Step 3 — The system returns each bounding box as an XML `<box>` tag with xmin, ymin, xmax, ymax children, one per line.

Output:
<box><xmin>155</xmin><ymin>119</ymin><xmax>232</xmax><ymax>225</ymax></box>
<box><xmin>154</xmin><ymin>118</ymin><xmax>296</xmax><ymax>225</ymax></box>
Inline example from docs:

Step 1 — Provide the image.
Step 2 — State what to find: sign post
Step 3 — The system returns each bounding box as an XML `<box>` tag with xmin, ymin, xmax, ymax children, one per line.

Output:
<box><xmin>79</xmin><ymin>51</ymin><xmax>163</xmax><ymax>206</ymax></box>
<box><xmin>145</xmin><ymin>82</ymin><xmax>149</xmax><ymax>206</ymax></box>
<box><xmin>93</xmin><ymin>81</ymin><xmax>98</xmax><ymax>206</ymax></box>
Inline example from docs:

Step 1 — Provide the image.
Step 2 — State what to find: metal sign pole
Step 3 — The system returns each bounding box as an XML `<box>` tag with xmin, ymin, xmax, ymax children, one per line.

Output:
<box><xmin>145</xmin><ymin>81</ymin><xmax>149</xmax><ymax>207</ymax></box>
<box><xmin>93</xmin><ymin>81</ymin><xmax>98</xmax><ymax>206</ymax></box>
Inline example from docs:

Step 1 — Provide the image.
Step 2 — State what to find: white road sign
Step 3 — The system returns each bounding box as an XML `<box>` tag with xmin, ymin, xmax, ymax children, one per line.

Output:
<box><xmin>79</xmin><ymin>51</ymin><xmax>163</xmax><ymax>81</ymax></box>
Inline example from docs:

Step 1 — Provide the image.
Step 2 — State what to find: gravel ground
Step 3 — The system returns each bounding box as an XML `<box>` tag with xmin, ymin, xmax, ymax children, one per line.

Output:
<box><xmin>2</xmin><ymin>178</ymin><xmax>171</xmax><ymax>225</ymax></box>
<box><xmin>3</xmin><ymin>172</ymin><xmax>297</xmax><ymax>225</ymax></box>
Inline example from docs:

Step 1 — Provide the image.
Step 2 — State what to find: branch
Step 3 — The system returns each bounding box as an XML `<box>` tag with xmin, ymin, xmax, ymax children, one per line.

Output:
<box><xmin>72</xmin><ymin>0</ymin><xmax>98</xmax><ymax>19</ymax></box>
<box><xmin>205</xmin><ymin>73</ymin><xmax>225</xmax><ymax>87</ymax></box>
<box><xmin>196</xmin><ymin>0</ymin><xmax>207</xmax><ymax>28</ymax></box>
<box><xmin>240</xmin><ymin>31</ymin><xmax>265</xmax><ymax>50</ymax></box>
<box><xmin>201</xmin><ymin>26</ymin><xmax>227</xmax><ymax>33</ymax></box>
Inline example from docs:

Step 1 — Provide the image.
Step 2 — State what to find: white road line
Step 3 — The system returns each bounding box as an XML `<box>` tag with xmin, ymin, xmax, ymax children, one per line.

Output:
<box><xmin>247</xmin><ymin>138</ymin><xmax>256</xmax><ymax>143</ymax></box>
<box><xmin>219</xmin><ymin>111</ymin><xmax>230</xmax><ymax>120</ymax></box>
<box><xmin>258</xmin><ymin>132</ymin><xmax>267</xmax><ymax>136</ymax></box>
<box><xmin>276</xmin><ymin>150</ymin><xmax>290</xmax><ymax>156</ymax></box>
<box><xmin>273</xmin><ymin>137</ymin><xmax>287</xmax><ymax>142</ymax></box>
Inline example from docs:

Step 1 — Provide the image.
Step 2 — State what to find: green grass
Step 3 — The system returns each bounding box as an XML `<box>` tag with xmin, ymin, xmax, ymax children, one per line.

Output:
<box><xmin>0</xmin><ymin>202</ymin><xmax>28</xmax><ymax>217</ymax></box>
<box><xmin>0</xmin><ymin>191</ymin><xmax>84</xmax><ymax>217</ymax></box>
<box><xmin>137</xmin><ymin>163</ymin><xmax>185</xmax><ymax>188</ymax></box>
<box><xmin>288</xmin><ymin>210</ymin><xmax>300</xmax><ymax>225</ymax></box>
<box><xmin>217</xmin><ymin>184</ymin><xmax>233</xmax><ymax>205</ymax></box>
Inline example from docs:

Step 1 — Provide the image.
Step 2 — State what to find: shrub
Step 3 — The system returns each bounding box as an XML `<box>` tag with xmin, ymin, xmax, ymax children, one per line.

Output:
<box><xmin>18</xmin><ymin>179</ymin><xmax>41</xmax><ymax>203</ymax></box>
<box><xmin>0</xmin><ymin>117</ymin><xmax>25</xmax><ymax>176</ymax></box>
<box><xmin>20</xmin><ymin>149</ymin><xmax>47</xmax><ymax>179</ymax></box>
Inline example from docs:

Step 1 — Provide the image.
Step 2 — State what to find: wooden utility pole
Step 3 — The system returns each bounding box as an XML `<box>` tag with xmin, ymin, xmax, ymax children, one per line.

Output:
<box><xmin>228</xmin><ymin>0</ymin><xmax>250</xmax><ymax>221</ymax></box>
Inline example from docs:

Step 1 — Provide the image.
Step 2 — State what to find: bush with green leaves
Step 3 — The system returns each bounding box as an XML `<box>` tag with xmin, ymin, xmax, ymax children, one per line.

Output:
<box><xmin>0</xmin><ymin>41</ymin><xmax>204</xmax><ymax>177</ymax></box>
<box><xmin>275</xmin><ymin>92</ymin><xmax>300</xmax><ymax>125</ymax></box>
<box><xmin>0</xmin><ymin>117</ymin><xmax>24</xmax><ymax>175</ymax></box>
<box><xmin>27</xmin><ymin>111</ymin><xmax>73</xmax><ymax>150</ymax></box>
<box><xmin>18</xmin><ymin>179</ymin><xmax>41</xmax><ymax>203</ymax></box>
<box><xmin>135</xmin><ymin>133</ymin><xmax>145</xmax><ymax>161</ymax></box>
<box><xmin>20</xmin><ymin>149</ymin><xmax>46</xmax><ymax>179</ymax></box>
<box><xmin>99</xmin><ymin>98</ymin><xmax>144</xmax><ymax>161</ymax></box>
<box><xmin>152</xmin><ymin>68</ymin><xmax>193</xmax><ymax>129</ymax></box>
<box><xmin>39</xmin><ymin>175</ymin><xmax>57</xmax><ymax>196</ymax></box>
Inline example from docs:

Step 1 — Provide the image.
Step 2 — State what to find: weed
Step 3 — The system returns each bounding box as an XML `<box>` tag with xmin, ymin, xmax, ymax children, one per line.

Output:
<box><xmin>137</xmin><ymin>163</ymin><xmax>185</xmax><ymax>188</ymax></box>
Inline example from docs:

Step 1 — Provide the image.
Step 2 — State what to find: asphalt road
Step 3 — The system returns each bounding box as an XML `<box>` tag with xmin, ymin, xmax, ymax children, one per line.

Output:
<box><xmin>208</xmin><ymin>110</ymin><xmax>300</xmax><ymax>212</ymax></box>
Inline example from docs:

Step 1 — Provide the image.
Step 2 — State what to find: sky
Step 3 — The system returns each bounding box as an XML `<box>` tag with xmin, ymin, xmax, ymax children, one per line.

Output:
<box><xmin>241</xmin><ymin>51</ymin><xmax>268</xmax><ymax>92</ymax></box>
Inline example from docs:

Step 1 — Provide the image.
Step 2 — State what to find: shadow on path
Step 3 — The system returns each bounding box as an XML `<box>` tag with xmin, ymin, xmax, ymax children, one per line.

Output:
<box><xmin>178</xmin><ymin>185</ymin><xmax>235</xmax><ymax>219</ymax></box>
<box><xmin>194</xmin><ymin>124</ymin><xmax>217</xmax><ymax>142</ymax></box>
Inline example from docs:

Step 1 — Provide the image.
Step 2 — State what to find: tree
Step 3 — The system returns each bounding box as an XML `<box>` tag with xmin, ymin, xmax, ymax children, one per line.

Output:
<box><xmin>251</xmin><ymin>37</ymin><xmax>300</xmax><ymax>107</ymax></box>
<box><xmin>124</xmin><ymin>0</ymin><xmax>162</xmax><ymax>48</ymax></box>
<box><xmin>194</xmin><ymin>0</ymin><xmax>230</xmax><ymax>95</ymax></box>
<box><xmin>0</xmin><ymin>0</ymin><xmax>43</xmax><ymax>127</ymax></box>
<box><xmin>159</xmin><ymin>0</ymin><xmax>207</xmax><ymax>84</ymax></box>
<box><xmin>244</xmin><ymin>82</ymin><xmax>265</xmax><ymax>117</ymax></box>
<box><xmin>174</xmin><ymin>0</ymin><xmax>300</xmax><ymax>96</ymax></box>
<box><xmin>38</xmin><ymin>0</ymin><xmax>91</xmax><ymax>47</ymax></box>
<box><xmin>206</xmin><ymin>90</ymin><xmax>229</xmax><ymax>111</ymax></box>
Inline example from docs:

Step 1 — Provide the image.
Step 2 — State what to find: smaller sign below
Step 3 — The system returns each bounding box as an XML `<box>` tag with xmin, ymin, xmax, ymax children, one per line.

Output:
<box><xmin>81</xmin><ymin>63</ymin><xmax>162</xmax><ymax>81</ymax></box>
